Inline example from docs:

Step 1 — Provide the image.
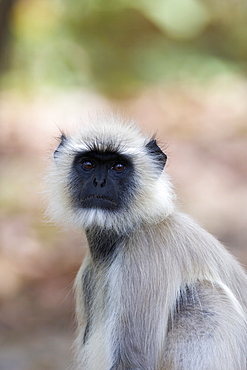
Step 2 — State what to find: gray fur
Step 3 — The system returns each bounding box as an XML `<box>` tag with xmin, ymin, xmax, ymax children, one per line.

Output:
<box><xmin>47</xmin><ymin>116</ymin><xmax>247</xmax><ymax>370</ymax></box>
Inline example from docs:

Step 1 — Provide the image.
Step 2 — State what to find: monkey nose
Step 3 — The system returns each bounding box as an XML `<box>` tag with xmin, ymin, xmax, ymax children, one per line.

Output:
<box><xmin>93</xmin><ymin>178</ymin><xmax>106</xmax><ymax>188</ymax></box>
<box><xmin>100</xmin><ymin>179</ymin><xmax>106</xmax><ymax>188</ymax></box>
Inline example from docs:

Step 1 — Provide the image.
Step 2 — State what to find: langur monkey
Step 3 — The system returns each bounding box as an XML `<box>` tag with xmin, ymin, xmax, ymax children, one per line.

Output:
<box><xmin>47</xmin><ymin>115</ymin><xmax>247</xmax><ymax>370</ymax></box>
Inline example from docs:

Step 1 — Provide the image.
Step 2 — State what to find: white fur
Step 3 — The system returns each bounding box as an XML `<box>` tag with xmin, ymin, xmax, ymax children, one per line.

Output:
<box><xmin>46</xmin><ymin>115</ymin><xmax>247</xmax><ymax>370</ymax></box>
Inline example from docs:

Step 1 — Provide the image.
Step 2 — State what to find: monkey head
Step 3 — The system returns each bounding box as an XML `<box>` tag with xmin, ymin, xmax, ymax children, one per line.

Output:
<box><xmin>47</xmin><ymin>115</ymin><xmax>175</xmax><ymax>233</ymax></box>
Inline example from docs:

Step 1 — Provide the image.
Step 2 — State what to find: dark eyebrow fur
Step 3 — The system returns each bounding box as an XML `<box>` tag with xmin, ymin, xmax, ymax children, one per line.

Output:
<box><xmin>54</xmin><ymin>134</ymin><xmax>67</xmax><ymax>159</ymax></box>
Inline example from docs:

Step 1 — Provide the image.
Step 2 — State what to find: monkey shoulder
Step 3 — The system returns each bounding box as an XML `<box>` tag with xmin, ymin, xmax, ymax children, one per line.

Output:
<box><xmin>165</xmin><ymin>280</ymin><xmax>247</xmax><ymax>369</ymax></box>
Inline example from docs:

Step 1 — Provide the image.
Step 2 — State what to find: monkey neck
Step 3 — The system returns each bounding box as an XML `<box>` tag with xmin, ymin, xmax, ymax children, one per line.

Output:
<box><xmin>85</xmin><ymin>227</ymin><xmax>126</xmax><ymax>263</ymax></box>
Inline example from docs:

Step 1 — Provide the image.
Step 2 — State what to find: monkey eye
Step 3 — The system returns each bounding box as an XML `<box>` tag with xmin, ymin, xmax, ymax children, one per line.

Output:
<box><xmin>81</xmin><ymin>160</ymin><xmax>95</xmax><ymax>170</ymax></box>
<box><xmin>112</xmin><ymin>163</ymin><xmax>125</xmax><ymax>172</ymax></box>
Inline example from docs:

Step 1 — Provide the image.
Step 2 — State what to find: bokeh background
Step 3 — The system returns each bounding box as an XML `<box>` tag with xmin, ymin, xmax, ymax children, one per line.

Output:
<box><xmin>0</xmin><ymin>0</ymin><xmax>247</xmax><ymax>369</ymax></box>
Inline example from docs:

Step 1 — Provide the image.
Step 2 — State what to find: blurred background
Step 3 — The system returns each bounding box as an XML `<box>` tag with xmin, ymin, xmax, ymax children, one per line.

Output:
<box><xmin>0</xmin><ymin>0</ymin><xmax>247</xmax><ymax>368</ymax></box>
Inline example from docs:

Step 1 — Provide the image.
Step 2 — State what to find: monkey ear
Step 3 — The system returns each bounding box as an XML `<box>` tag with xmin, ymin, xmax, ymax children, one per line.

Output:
<box><xmin>145</xmin><ymin>139</ymin><xmax>167</xmax><ymax>171</ymax></box>
<box><xmin>54</xmin><ymin>134</ymin><xmax>67</xmax><ymax>159</ymax></box>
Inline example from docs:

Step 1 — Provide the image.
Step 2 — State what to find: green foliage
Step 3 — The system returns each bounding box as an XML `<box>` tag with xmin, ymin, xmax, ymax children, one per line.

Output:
<box><xmin>2</xmin><ymin>0</ymin><xmax>247</xmax><ymax>97</ymax></box>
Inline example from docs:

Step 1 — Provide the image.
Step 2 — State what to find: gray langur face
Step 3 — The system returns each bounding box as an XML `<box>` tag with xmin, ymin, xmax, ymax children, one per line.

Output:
<box><xmin>47</xmin><ymin>117</ymin><xmax>175</xmax><ymax>232</ymax></box>
<box><xmin>69</xmin><ymin>138</ymin><xmax>167</xmax><ymax>213</ymax></box>
<box><xmin>70</xmin><ymin>150</ymin><xmax>136</xmax><ymax>212</ymax></box>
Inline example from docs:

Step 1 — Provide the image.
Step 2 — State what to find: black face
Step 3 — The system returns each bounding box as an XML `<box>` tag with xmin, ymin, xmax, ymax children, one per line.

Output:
<box><xmin>70</xmin><ymin>151</ymin><xmax>135</xmax><ymax>211</ymax></box>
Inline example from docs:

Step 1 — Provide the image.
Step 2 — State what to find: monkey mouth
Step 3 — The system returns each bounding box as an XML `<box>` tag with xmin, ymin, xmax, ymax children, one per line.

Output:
<box><xmin>80</xmin><ymin>195</ymin><xmax>118</xmax><ymax>210</ymax></box>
